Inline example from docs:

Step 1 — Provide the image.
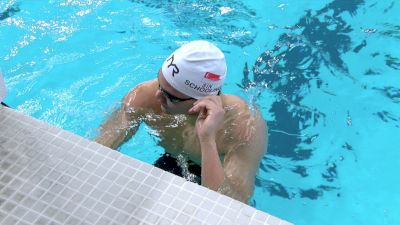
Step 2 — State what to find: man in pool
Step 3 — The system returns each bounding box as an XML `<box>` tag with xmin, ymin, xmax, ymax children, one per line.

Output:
<box><xmin>95</xmin><ymin>40</ymin><xmax>267</xmax><ymax>203</ymax></box>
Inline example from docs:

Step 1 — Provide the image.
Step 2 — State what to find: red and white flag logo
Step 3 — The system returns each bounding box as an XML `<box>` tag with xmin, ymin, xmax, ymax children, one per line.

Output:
<box><xmin>204</xmin><ymin>72</ymin><xmax>221</xmax><ymax>81</ymax></box>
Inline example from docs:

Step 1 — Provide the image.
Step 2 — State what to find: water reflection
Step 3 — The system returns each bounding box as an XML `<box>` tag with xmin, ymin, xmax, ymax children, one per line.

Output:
<box><xmin>129</xmin><ymin>0</ymin><xmax>257</xmax><ymax>47</ymax></box>
<box><xmin>243</xmin><ymin>0</ymin><xmax>367</xmax><ymax>200</ymax></box>
<box><xmin>0</xmin><ymin>2</ymin><xmax>19</xmax><ymax>21</ymax></box>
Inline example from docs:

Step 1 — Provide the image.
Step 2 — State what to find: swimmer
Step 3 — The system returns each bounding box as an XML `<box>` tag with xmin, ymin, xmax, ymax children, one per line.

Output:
<box><xmin>95</xmin><ymin>40</ymin><xmax>267</xmax><ymax>203</ymax></box>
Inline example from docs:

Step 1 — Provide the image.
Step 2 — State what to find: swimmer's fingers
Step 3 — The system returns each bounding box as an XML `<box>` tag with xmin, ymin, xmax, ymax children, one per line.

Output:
<box><xmin>190</xmin><ymin>96</ymin><xmax>222</xmax><ymax>112</ymax></box>
<box><xmin>193</xmin><ymin>96</ymin><xmax>222</xmax><ymax>107</ymax></box>
<box><xmin>189</xmin><ymin>98</ymin><xmax>219</xmax><ymax>114</ymax></box>
<box><xmin>188</xmin><ymin>101</ymin><xmax>210</xmax><ymax>114</ymax></box>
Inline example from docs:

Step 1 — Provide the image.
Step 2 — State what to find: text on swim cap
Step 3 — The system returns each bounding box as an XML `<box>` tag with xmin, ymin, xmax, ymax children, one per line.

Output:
<box><xmin>167</xmin><ymin>55</ymin><xmax>179</xmax><ymax>77</ymax></box>
<box><xmin>185</xmin><ymin>80</ymin><xmax>220</xmax><ymax>94</ymax></box>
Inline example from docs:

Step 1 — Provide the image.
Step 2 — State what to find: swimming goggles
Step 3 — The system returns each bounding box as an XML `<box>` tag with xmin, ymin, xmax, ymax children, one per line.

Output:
<box><xmin>158</xmin><ymin>84</ymin><xmax>195</xmax><ymax>103</ymax></box>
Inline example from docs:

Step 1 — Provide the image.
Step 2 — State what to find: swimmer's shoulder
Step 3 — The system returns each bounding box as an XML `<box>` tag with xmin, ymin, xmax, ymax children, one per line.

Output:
<box><xmin>221</xmin><ymin>94</ymin><xmax>267</xmax><ymax>151</ymax></box>
<box><xmin>222</xmin><ymin>94</ymin><xmax>265</xmax><ymax>124</ymax></box>
<box><xmin>123</xmin><ymin>79</ymin><xmax>159</xmax><ymax>110</ymax></box>
<box><xmin>221</xmin><ymin>94</ymin><xmax>250</xmax><ymax>113</ymax></box>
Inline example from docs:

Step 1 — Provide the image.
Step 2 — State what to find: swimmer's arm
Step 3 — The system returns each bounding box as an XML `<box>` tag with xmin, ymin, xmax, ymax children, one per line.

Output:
<box><xmin>219</xmin><ymin>118</ymin><xmax>267</xmax><ymax>203</ymax></box>
<box><xmin>189</xmin><ymin>96</ymin><xmax>226</xmax><ymax>191</ymax></box>
<box><xmin>95</xmin><ymin>88</ymin><xmax>145</xmax><ymax>150</ymax></box>
<box><xmin>191</xmin><ymin>95</ymin><xmax>267</xmax><ymax>203</ymax></box>
<box><xmin>199</xmin><ymin>117</ymin><xmax>267</xmax><ymax>203</ymax></box>
<box><xmin>200</xmin><ymin>139</ymin><xmax>225</xmax><ymax>191</ymax></box>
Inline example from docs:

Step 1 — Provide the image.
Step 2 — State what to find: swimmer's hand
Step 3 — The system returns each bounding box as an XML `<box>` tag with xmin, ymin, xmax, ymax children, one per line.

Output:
<box><xmin>188</xmin><ymin>96</ymin><xmax>225</xmax><ymax>142</ymax></box>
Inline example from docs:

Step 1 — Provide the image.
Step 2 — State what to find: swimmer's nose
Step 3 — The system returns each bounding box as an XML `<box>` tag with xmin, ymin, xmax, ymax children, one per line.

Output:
<box><xmin>155</xmin><ymin>89</ymin><xmax>166</xmax><ymax>102</ymax></box>
<box><xmin>155</xmin><ymin>88</ymin><xmax>162</xmax><ymax>98</ymax></box>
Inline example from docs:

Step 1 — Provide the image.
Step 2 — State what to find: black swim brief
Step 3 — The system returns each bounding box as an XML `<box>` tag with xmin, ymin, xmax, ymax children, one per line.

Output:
<box><xmin>154</xmin><ymin>153</ymin><xmax>201</xmax><ymax>184</ymax></box>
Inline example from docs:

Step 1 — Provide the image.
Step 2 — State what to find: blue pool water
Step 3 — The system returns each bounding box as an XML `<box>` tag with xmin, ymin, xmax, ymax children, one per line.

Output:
<box><xmin>1</xmin><ymin>0</ymin><xmax>399</xmax><ymax>224</ymax></box>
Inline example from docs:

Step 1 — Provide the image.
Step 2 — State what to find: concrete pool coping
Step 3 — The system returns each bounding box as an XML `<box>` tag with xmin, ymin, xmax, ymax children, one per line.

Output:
<box><xmin>0</xmin><ymin>105</ymin><xmax>293</xmax><ymax>225</ymax></box>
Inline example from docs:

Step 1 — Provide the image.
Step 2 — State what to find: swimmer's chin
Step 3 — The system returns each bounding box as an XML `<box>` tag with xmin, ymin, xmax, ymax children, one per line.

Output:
<box><xmin>160</xmin><ymin>105</ymin><xmax>168</xmax><ymax>112</ymax></box>
<box><xmin>160</xmin><ymin>105</ymin><xmax>173</xmax><ymax>114</ymax></box>
<box><xmin>161</xmin><ymin>105</ymin><xmax>187</xmax><ymax>115</ymax></box>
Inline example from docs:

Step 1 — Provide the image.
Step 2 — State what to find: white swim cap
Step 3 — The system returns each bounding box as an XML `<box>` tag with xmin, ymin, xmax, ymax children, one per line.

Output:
<box><xmin>0</xmin><ymin>71</ymin><xmax>6</xmax><ymax>104</ymax></box>
<box><xmin>161</xmin><ymin>40</ymin><xmax>227</xmax><ymax>99</ymax></box>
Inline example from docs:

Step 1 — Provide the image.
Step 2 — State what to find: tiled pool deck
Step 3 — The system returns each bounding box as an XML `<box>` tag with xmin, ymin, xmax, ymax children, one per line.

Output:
<box><xmin>0</xmin><ymin>105</ymin><xmax>293</xmax><ymax>225</ymax></box>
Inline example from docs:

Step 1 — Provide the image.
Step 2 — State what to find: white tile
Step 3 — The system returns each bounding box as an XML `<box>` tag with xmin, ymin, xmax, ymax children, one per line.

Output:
<box><xmin>43</xmin><ymin>206</ymin><xmax>58</xmax><ymax>218</ymax></box>
<box><xmin>145</xmin><ymin>212</ymin><xmax>159</xmax><ymax>224</ymax></box>
<box><xmin>200</xmin><ymin>198</ymin><xmax>215</xmax><ymax>210</ymax></box>
<box><xmin>22</xmin><ymin>211</ymin><xmax>39</xmax><ymax>223</ymax></box>
<box><xmin>163</xmin><ymin>208</ymin><xmax>179</xmax><ymax>220</ymax></box>
<box><xmin>115</xmin><ymin>174</ymin><xmax>130</xmax><ymax>186</ymax></box>
<box><xmin>249</xmin><ymin>220</ymin><xmax>265</xmax><ymax>225</ymax></box>
<box><xmin>0</xmin><ymin>109</ymin><xmax>292</xmax><ymax>225</ymax></box>
<box><xmin>82</xmin><ymin>196</ymin><xmax>97</xmax><ymax>209</ymax></box>
<box><xmin>206</xmin><ymin>212</ymin><xmax>222</xmax><ymax>225</ymax></box>
<box><xmin>134</xmin><ymin>207</ymin><xmax>149</xmax><ymax>219</ymax></box>
<box><xmin>111</xmin><ymin>196</ymin><xmax>127</xmax><ymax>209</ymax></box>
<box><xmin>267</xmin><ymin>215</ymin><xmax>284</xmax><ymax>225</ymax></box>
<box><xmin>106</xmin><ymin>149</ymin><xmax>121</xmax><ymax>161</ymax></box>
<box><xmin>241</xmin><ymin>204</ymin><xmax>256</xmax><ymax>217</ymax></box>
<box><xmin>93</xmin><ymin>201</ymin><xmax>108</xmax><ymax>214</ymax></box>
<box><xmin>152</xmin><ymin>203</ymin><xmax>167</xmax><ymax>215</ymax></box>
<box><xmin>188</xmin><ymin>218</ymin><xmax>202</xmax><ymax>225</ymax></box>
<box><xmin>104</xmin><ymin>206</ymin><xmax>118</xmax><ymax>220</ymax></box>
<box><xmin>143</xmin><ymin>175</ymin><xmax>159</xmax><ymax>187</ymax></box>
<box><xmin>63</xmin><ymin>200</ymin><xmax>78</xmax><ymax>214</ymax></box>
<box><xmin>115</xmin><ymin>211</ymin><xmax>130</xmax><ymax>224</ymax></box>
<box><xmin>84</xmin><ymin>211</ymin><xmax>100</xmax><ymax>224</ymax></box>
<box><xmin>189</xmin><ymin>193</ymin><xmax>203</xmax><ymax>206</ymax></box>
<box><xmin>194</xmin><ymin>208</ymin><xmax>209</xmax><ymax>219</ymax></box>
<box><xmin>11</xmin><ymin>205</ymin><xmax>28</xmax><ymax>218</ymax></box>
<box><xmin>176</xmin><ymin>189</ymin><xmax>192</xmax><ymax>201</ymax></box>
<box><xmin>236</xmin><ymin>213</ymin><xmax>251</xmax><ymax>225</ymax></box>
<box><xmin>126</xmin><ymin>180</ymin><xmax>141</xmax><ymax>192</ymax></box>
<box><xmin>2</xmin><ymin>215</ymin><xmax>19</xmax><ymax>225</ymax></box>
<box><xmin>65</xmin><ymin>216</ymin><xmax>81</xmax><ymax>225</ymax></box>
<box><xmin>74</xmin><ymin>206</ymin><xmax>90</xmax><ymax>219</ymax></box>
<box><xmin>147</xmin><ymin>189</ymin><xmax>163</xmax><ymax>201</ymax></box>
<box><xmin>60</xmin><ymin>187</ymin><xmax>75</xmax><ymax>199</ymax></box>
<box><xmin>176</xmin><ymin>212</ymin><xmax>190</xmax><ymax>225</ymax></box>
<box><xmin>127</xmin><ymin>217</ymin><xmax>141</xmax><ymax>225</ymax></box>
<box><xmin>1</xmin><ymin>201</ymin><xmax>17</xmax><ymax>213</ymax></box>
<box><xmin>136</xmin><ymin>184</ymin><xmax>152</xmax><ymax>196</ymax></box>
<box><xmin>159</xmin><ymin>193</ymin><xmax>174</xmax><ymax>205</ymax></box>
<box><xmin>219</xmin><ymin>218</ymin><xmax>233</xmax><ymax>225</ymax></box>
<box><xmin>212</xmin><ymin>203</ymin><xmax>227</xmax><ymax>216</ymax></box>
<box><xmin>182</xmin><ymin>203</ymin><xmax>197</xmax><ymax>215</ymax></box>
<box><xmin>279</xmin><ymin>221</ymin><xmax>294</xmax><ymax>225</ymax></box>
<box><xmin>107</xmin><ymin>183</ymin><xmax>122</xmax><ymax>196</ymax></box>
<box><xmin>130</xmin><ymin>194</ymin><xmax>145</xmax><ymax>205</ymax></box>
<box><xmin>123</xmin><ymin>201</ymin><xmax>137</xmax><ymax>214</ymax></box>
<box><xmin>119</xmin><ymin>188</ymin><xmax>134</xmax><ymax>200</ymax></box>
<box><xmin>224</xmin><ymin>209</ymin><xmax>238</xmax><ymax>223</ymax></box>
<box><xmin>100</xmin><ymin>192</ymin><xmax>115</xmax><ymax>205</ymax></box>
<box><xmin>171</xmin><ymin>198</ymin><xmax>185</xmax><ymax>211</ymax></box>
<box><xmin>142</xmin><ymin>198</ymin><xmax>156</xmax><ymax>210</ymax></box>
<box><xmin>97</xmin><ymin>216</ymin><xmax>112</xmax><ymax>225</ymax></box>
<box><xmin>54</xmin><ymin>210</ymin><xmax>70</xmax><ymax>223</ymax></box>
